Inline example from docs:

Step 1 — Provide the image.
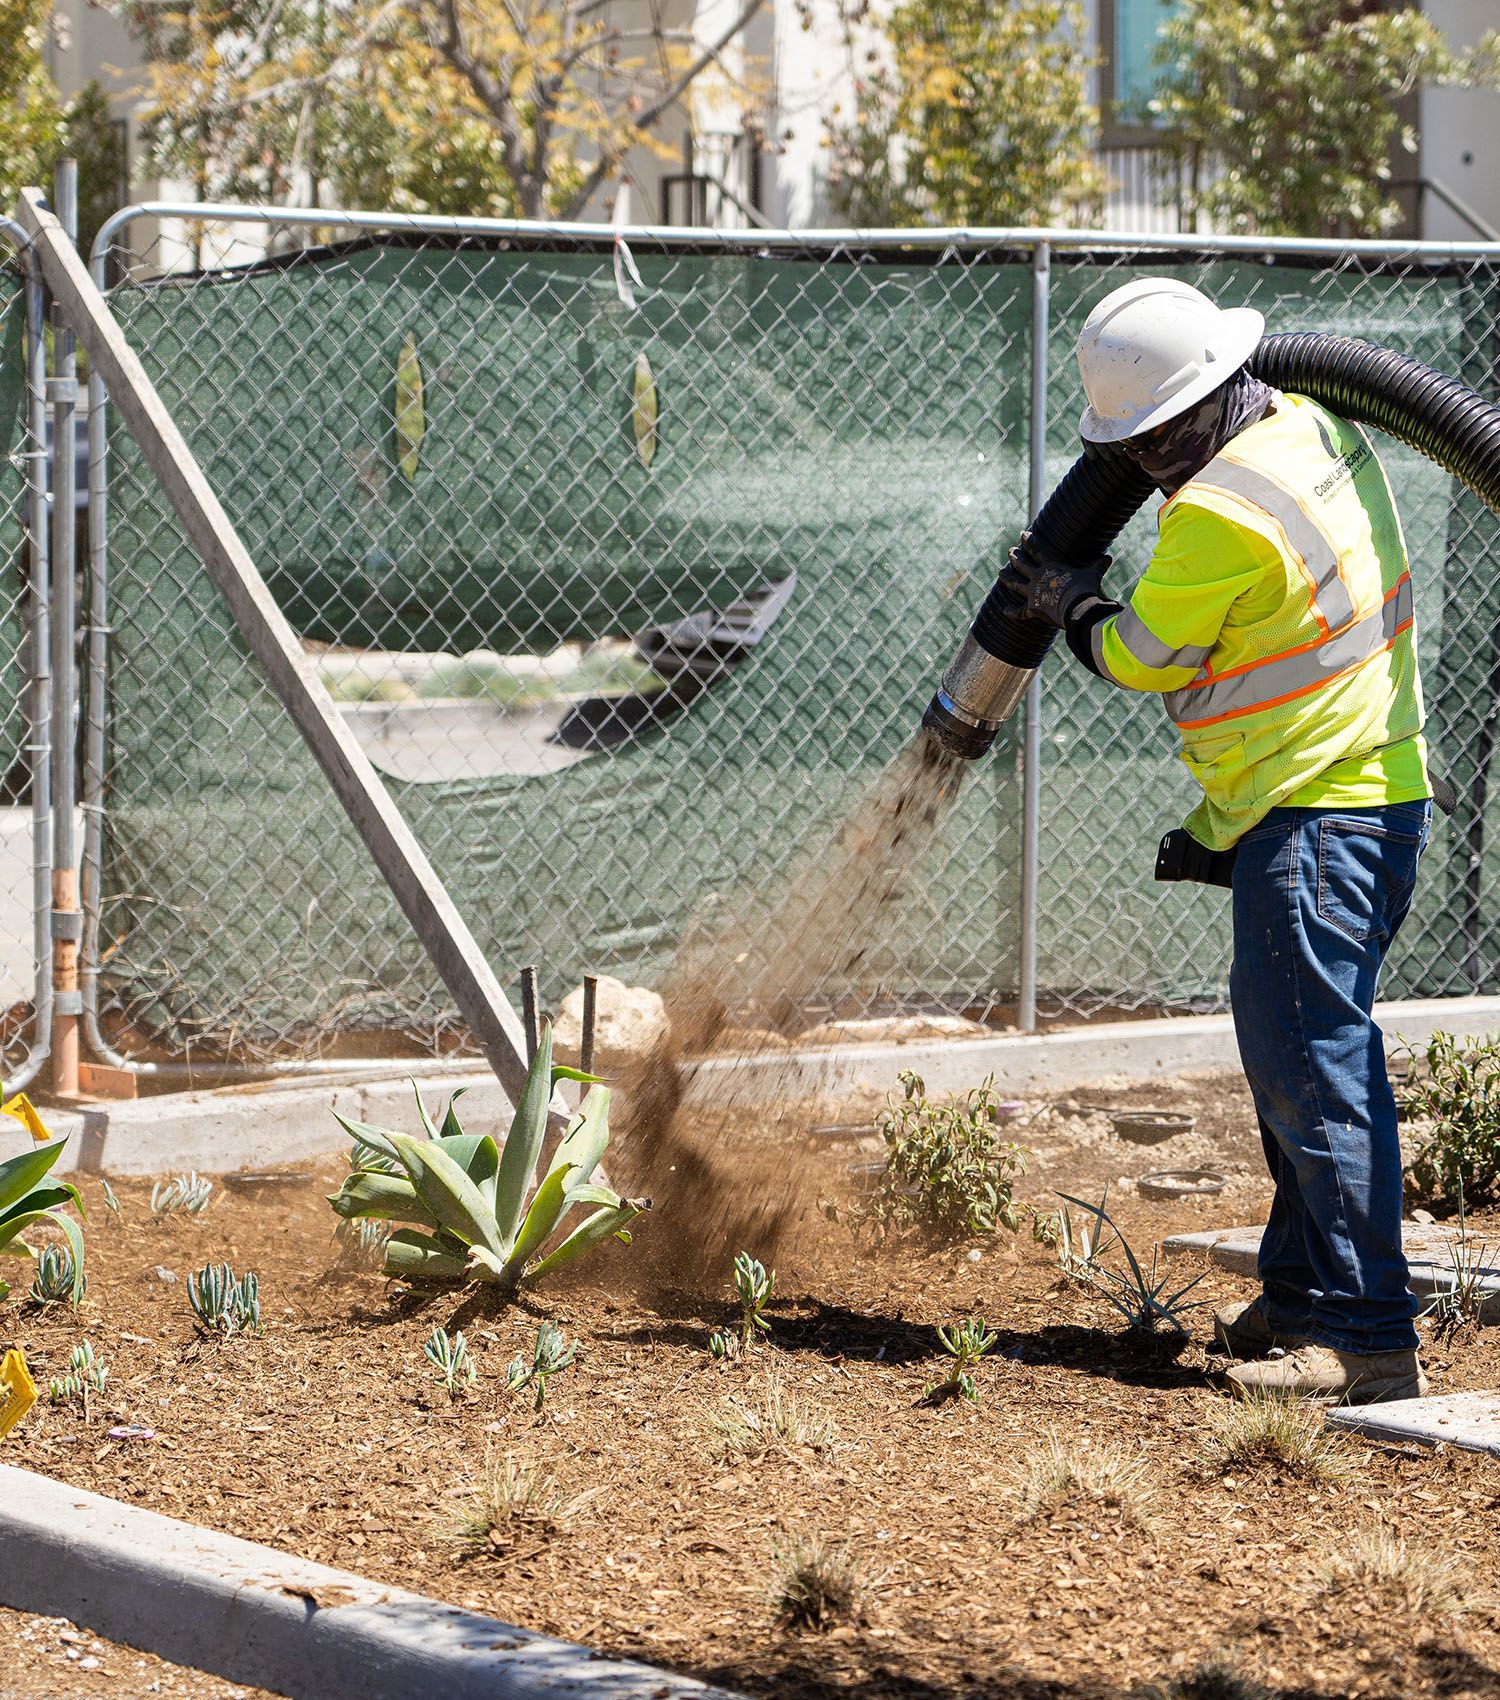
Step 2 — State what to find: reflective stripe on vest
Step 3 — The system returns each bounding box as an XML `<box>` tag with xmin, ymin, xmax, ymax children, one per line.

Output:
<box><xmin>1164</xmin><ymin>573</ymin><xmax>1414</xmax><ymax>730</ymax></box>
<box><xmin>1191</xmin><ymin>456</ymin><xmax>1358</xmax><ymax>634</ymax></box>
<box><xmin>1097</xmin><ymin>604</ymin><xmax>1214</xmax><ymax>675</ymax></box>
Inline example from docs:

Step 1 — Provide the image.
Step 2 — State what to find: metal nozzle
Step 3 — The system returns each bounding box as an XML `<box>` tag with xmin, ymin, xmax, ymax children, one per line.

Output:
<box><xmin>921</xmin><ymin>633</ymin><xmax>1035</xmax><ymax>761</ymax></box>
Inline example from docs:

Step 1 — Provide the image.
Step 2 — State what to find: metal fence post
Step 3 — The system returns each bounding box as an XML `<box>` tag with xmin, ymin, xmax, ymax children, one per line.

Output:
<box><xmin>48</xmin><ymin>159</ymin><xmax>82</xmax><ymax>1093</ymax></box>
<box><xmin>1016</xmin><ymin>239</ymin><xmax>1050</xmax><ymax>1034</ymax></box>
<box><xmin>2</xmin><ymin>221</ymin><xmax>55</xmax><ymax>1093</ymax></box>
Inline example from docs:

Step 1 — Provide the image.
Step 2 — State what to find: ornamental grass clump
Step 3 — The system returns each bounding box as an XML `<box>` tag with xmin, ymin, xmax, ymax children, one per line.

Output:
<box><xmin>1199</xmin><ymin>1392</ymin><xmax>1355</xmax><ymax>1485</ymax></box>
<box><xmin>771</xmin><ymin>1533</ymin><xmax>865</xmax><ymax>1631</ymax></box>
<box><xmin>0</xmin><ymin>1140</ymin><xmax>85</xmax><ymax>1304</ymax></box>
<box><xmin>328</xmin><ymin>1024</ymin><xmax>646</xmax><ymax>1293</ymax></box>
<box><xmin>848</xmin><ymin>1069</ymin><xmax>1032</xmax><ymax>1244</ymax></box>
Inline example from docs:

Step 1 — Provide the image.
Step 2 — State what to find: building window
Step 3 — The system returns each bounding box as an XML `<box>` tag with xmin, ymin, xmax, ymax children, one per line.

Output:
<box><xmin>1102</xmin><ymin>0</ymin><xmax>1183</xmax><ymax>134</ymax></box>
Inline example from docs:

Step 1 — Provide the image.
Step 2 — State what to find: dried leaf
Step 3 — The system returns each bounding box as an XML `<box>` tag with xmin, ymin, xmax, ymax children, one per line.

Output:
<box><xmin>632</xmin><ymin>352</ymin><xmax>658</xmax><ymax>470</ymax></box>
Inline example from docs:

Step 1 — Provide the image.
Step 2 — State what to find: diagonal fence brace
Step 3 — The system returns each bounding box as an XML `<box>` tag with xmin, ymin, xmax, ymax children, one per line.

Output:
<box><xmin>16</xmin><ymin>188</ymin><xmax>541</xmax><ymax>1105</ymax></box>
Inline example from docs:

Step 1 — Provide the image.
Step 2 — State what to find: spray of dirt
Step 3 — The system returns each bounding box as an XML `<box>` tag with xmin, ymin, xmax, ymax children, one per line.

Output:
<box><xmin>612</xmin><ymin>729</ymin><xmax>968</xmax><ymax>1289</ymax></box>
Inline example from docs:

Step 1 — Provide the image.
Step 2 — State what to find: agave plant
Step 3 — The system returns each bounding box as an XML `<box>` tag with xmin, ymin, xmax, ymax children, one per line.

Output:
<box><xmin>0</xmin><ymin>1142</ymin><xmax>84</xmax><ymax>1304</ymax></box>
<box><xmin>328</xmin><ymin>1022</ymin><xmax>647</xmax><ymax>1294</ymax></box>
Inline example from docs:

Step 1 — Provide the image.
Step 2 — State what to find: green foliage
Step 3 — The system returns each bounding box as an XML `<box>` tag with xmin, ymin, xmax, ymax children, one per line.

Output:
<box><xmin>0</xmin><ymin>1140</ymin><xmax>85</xmax><ymax>1305</ymax></box>
<box><xmin>505</xmin><ymin>1321</ymin><xmax>575</xmax><ymax>1411</ymax></box>
<box><xmin>1420</xmin><ymin>1179</ymin><xmax>1493</xmax><ymax>1343</ymax></box>
<box><xmin>0</xmin><ymin>0</ymin><xmax>67</xmax><ymax>210</ymax></box>
<box><xmin>1404</xmin><ymin>1031</ymin><xmax>1500</xmax><ymax>1207</ymax></box>
<box><xmin>63</xmin><ymin>82</ymin><xmax>130</xmax><ymax>260</ymax></box>
<box><xmin>188</xmin><ymin>1261</ymin><xmax>263</xmax><ymax>1336</ymax></box>
<box><xmin>335</xmin><ymin>1216</ymin><xmax>391</xmax><ymax>1269</ymax></box>
<box><xmin>99</xmin><ymin>1178</ymin><xmax>121</xmax><ymax>1221</ymax></box>
<box><xmin>28</xmin><ymin>1244</ymin><xmax>85</xmax><ymax>1309</ymax></box>
<box><xmin>1151</xmin><ymin>0</ymin><xmax>1497</xmax><ymax>236</ymax></box>
<box><xmin>733</xmin><ymin>1252</ymin><xmax>775</xmax><ymax>1352</ymax></box>
<box><xmin>151</xmin><ymin>1172</ymin><xmax>213</xmax><ymax>1215</ymax></box>
<box><xmin>424</xmin><ymin>1325</ymin><xmax>477</xmax><ymax>1396</ymax></box>
<box><xmin>924</xmin><ymin>1315</ymin><xmax>998</xmax><ymax>1405</ymax></box>
<box><xmin>845</xmin><ymin>1070</ymin><xmax>1032</xmax><ymax>1245</ymax></box>
<box><xmin>49</xmin><ymin>1340</ymin><xmax>107</xmax><ymax>1419</ymax></box>
<box><xmin>1055</xmin><ymin>1190</ymin><xmax>1208</xmax><ymax>1333</ymax></box>
<box><xmin>824</xmin><ymin>0</ymin><xmax>1103</xmax><ymax>226</ymax></box>
<box><xmin>708</xmin><ymin>1326</ymin><xmax>739</xmax><ymax>1362</ymax></box>
<box><xmin>328</xmin><ymin>1026</ymin><xmax>646</xmax><ymax>1294</ymax></box>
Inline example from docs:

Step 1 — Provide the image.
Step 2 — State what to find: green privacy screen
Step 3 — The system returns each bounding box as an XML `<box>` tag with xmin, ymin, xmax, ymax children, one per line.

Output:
<box><xmin>94</xmin><ymin>234</ymin><xmax>1494</xmax><ymax>1058</ymax></box>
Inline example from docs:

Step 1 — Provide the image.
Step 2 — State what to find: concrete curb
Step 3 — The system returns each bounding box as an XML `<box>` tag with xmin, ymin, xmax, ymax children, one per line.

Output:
<box><xmin>0</xmin><ymin>1464</ymin><xmax>743</xmax><ymax>1700</ymax></box>
<box><xmin>681</xmin><ymin>995</ymin><xmax>1500</xmax><ymax>1107</ymax></box>
<box><xmin>11</xmin><ymin>994</ymin><xmax>1500</xmax><ymax>1176</ymax></box>
<box><xmin>1326</xmin><ymin>1391</ymin><xmax>1500</xmax><ymax>1457</ymax></box>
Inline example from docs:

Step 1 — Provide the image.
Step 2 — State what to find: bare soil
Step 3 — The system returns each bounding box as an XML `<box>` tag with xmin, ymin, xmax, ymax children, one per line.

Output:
<box><xmin>6</xmin><ymin>1067</ymin><xmax>1500</xmax><ymax>1700</ymax></box>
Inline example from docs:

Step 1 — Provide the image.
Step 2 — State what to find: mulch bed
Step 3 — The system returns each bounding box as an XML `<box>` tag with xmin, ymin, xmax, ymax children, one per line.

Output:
<box><xmin>6</xmin><ymin>1067</ymin><xmax>1500</xmax><ymax>1700</ymax></box>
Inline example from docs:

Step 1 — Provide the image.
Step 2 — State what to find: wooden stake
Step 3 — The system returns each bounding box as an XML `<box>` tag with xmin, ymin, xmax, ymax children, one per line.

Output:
<box><xmin>16</xmin><ymin>190</ymin><xmax>542</xmax><ymax>1107</ymax></box>
<box><xmin>580</xmin><ymin>974</ymin><xmax>598</xmax><ymax>1077</ymax></box>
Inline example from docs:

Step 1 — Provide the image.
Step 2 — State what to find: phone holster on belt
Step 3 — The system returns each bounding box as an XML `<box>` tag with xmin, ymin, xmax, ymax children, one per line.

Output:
<box><xmin>1154</xmin><ymin>828</ymin><xmax>1237</xmax><ymax>889</ymax></box>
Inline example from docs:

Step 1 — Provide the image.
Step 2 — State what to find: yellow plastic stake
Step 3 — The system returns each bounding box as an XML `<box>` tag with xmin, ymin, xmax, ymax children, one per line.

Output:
<box><xmin>0</xmin><ymin>1348</ymin><xmax>37</xmax><ymax>1437</ymax></box>
<box><xmin>2</xmin><ymin>1092</ymin><xmax>50</xmax><ymax>1142</ymax></box>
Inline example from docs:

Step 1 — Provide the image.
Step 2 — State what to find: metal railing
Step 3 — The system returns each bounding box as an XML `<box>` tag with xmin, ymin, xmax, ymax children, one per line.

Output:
<box><xmin>60</xmin><ymin>202</ymin><xmax>1500</xmax><ymax>1069</ymax></box>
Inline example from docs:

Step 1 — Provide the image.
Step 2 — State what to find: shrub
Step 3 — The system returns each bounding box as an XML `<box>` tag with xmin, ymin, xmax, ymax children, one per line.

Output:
<box><xmin>424</xmin><ymin>1325</ymin><xmax>476</xmax><ymax>1396</ymax></box>
<box><xmin>0</xmin><ymin>1141</ymin><xmax>85</xmax><ymax>1304</ymax></box>
<box><xmin>48</xmin><ymin>1341</ymin><xmax>107</xmax><ymax>1421</ymax></box>
<box><xmin>188</xmin><ymin>1262</ymin><xmax>263</xmax><ymax>1337</ymax></box>
<box><xmin>1403</xmin><ymin>1031</ymin><xmax>1500</xmax><ymax>1207</ymax></box>
<box><xmin>28</xmin><ymin>1244</ymin><xmax>85</xmax><ymax>1309</ymax></box>
<box><xmin>732</xmin><ymin>1251</ymin><xmax>774</xmax><ymax>1352</ymax></box>
<box><xmin>505</xmin><ymin>1321</ymin><xmax>575</xmax><ymax>1411</ymax></box>
<box><xmin>448</xmin><ymin>1450</ymin><xmax>585</xmax><ymax>1552</ymax></box>
<box><xmin>328</xmin><ymin>1024</ymin><xmax>647</xmax><ymax>1293</ymax></box>
<box><xmin>923</xmin><ymin>1316</ymin><xmax>998</xmax><ymax>1406</ymax></box>
<box><xmin>847</xmin><ymin>1069</ymin><xmax>1031</xmax><ymax>1243</ymax></box>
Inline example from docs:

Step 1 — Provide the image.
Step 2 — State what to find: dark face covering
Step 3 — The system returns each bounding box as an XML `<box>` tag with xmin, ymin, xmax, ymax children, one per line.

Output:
<box><xmin>1122</xmin><ymin>366</ymin><xmax>1274</xmax><ymax>495</ymax></box>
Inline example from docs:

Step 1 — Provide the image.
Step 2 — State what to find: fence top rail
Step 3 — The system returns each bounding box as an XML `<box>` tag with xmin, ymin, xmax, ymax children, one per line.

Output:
<box><xmin>0</xmin><ymin>216</ymin><xmax>33</xmax><ymax>264</ymax></box>
<box><xmin>92</xmin><ymin>200</ymin><xmax>1500</xmax><ymax>269</ymax></box>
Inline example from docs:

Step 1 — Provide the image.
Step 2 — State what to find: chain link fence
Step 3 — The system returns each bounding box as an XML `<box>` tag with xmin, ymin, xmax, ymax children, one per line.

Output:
<box><xmin>0</xmin><ymin>222</ymin><xmax>53</xmax><ymax>1091</ymax></box>
<box><xmin>76</xmin><ymin>211</ymin><xmax>1500</xmax><ymax>1064</ymax></box>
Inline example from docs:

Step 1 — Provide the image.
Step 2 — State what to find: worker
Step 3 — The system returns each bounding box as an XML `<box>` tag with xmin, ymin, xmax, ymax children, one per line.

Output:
<box><xmin>1001</xmin><ymin>278</ymin><xmax>1431</xmax><ymax>1404</ymax></box>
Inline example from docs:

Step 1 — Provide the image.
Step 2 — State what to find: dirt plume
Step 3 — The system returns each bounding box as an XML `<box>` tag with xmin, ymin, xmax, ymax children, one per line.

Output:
<box><xmin>611</xmin><ymin>730</ymin><xmax>967</xmax><ymax>1287</ymax></box>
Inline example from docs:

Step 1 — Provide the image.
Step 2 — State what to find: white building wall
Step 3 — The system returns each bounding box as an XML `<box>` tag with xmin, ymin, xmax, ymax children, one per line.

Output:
<box><xmin>1418</xmin><ymin>1</ymin><xmax>1500</xmax><ymax>240</ymax></box>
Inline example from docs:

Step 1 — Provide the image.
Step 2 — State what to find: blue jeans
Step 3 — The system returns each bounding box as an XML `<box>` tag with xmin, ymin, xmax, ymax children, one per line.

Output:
<box><xmin>1229</xmin><ymin>800</ymin><xmax>1431</xmax><ymax>1354</ymax></box>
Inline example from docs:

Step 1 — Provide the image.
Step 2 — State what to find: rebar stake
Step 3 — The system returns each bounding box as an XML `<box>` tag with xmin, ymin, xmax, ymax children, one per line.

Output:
<box><xmin>520</xmin><ymin>964</ymin><xmax>539</xmax><ymax>1064</ymax></box>
<box><xmin>580</xmin><ymin>973</ymin><xmax>598</xmax><ymax>1077</ymax></box>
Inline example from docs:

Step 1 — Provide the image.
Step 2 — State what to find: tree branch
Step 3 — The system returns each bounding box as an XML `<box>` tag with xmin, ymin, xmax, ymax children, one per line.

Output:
<box><xmin>559</xmin><ymin>0</ymin><xmax>765</xmax><ymax>218</ymax></box>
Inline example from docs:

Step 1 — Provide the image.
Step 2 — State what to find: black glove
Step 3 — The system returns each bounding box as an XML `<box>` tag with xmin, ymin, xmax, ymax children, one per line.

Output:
<box><xmin>999</xmin><ymin>532</ymin><xmax>1110</xmax><ymax>629</ymax></box>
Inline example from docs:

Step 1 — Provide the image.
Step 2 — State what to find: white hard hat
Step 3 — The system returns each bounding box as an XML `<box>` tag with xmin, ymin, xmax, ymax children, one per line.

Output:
<box><xmin>1075</xmin><ymin>278</ymin><xmax>1264</xmax><ymax>444</ymax></box>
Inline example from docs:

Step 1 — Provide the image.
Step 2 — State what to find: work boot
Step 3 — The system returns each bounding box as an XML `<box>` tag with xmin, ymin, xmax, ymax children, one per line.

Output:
<box><xmin>1212</xmin><ymin>1298</ymin><xmax>1280</xmax><ymax>1359</ymax></box>
<box><xmin>1225</xmin><ymin>1342</ymin><xmax>1427</xmax><ymax>1405</ymax></box>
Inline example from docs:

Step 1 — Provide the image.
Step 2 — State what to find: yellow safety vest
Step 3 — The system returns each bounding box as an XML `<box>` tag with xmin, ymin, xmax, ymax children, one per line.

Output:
<box><xmin>1092</xmin><ymin>392</ymin><xmax>1429</xmax><ymax>850</ymax></box>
